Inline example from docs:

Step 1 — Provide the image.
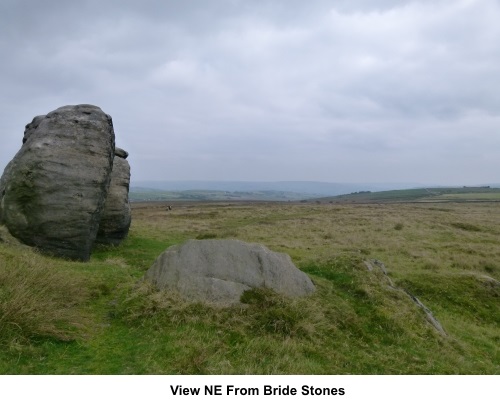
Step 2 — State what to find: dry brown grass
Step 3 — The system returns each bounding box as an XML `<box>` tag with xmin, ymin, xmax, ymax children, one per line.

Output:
<box><xmin>131</xmin><ymin>201</ymin><xmax>500</xmax><ymax>280</ymax></box>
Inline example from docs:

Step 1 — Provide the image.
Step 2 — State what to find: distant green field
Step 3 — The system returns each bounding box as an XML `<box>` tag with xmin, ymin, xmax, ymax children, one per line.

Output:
<box><xmin>322</xmin><ymin>187</ymin><xmax>500</xmax><ymax>203</ymax></box>
<box><xmin>424</xmin><ymin>193</ymin><xmax>500</xmax><ymax>201</ymax></box>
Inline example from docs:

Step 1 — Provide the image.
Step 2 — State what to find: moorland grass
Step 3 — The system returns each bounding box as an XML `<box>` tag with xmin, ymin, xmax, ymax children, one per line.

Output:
<box><xmin>0</xmin><ymin>244</ymin><xmax>91</xmax><ymax>345</ymax></box>
<box><xmin>0</xmin><ymin>202</ymin><xmax>498</xmax><ymax>374</ymax></box>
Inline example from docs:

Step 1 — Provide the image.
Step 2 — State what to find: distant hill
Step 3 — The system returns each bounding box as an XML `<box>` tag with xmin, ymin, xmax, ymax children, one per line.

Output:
<box><xmin>130</xmin><ymin>180</ymin><xmax>425</xmax><ymax>201</ymax></box>
<box><xmin>129</xmin><ymin>187</ymin><xmax>320</xmax><ymax>202</ymax></box>
<box><xmin>316</xmin><ymin>187</ymin><xmax>500</xmax><ymax>203</ymax></box>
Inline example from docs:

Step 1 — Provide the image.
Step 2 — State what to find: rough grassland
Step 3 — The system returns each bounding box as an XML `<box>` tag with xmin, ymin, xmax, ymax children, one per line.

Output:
<box><xmin>0</xmin><ymin>202</ymin><xmax>498</xmax><ymax>374</ymax></box>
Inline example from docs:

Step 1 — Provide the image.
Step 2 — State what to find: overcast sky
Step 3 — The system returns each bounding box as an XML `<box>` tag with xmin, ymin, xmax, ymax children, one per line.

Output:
<box><xmin>1</xmin><ymin>0</ymin><xmax>499</xmax><ymax>185</ymax></box>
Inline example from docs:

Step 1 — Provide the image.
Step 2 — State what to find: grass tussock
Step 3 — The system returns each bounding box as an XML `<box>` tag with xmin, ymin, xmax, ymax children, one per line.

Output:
<box><xmin>0</xmin><ymin>247</ymin><xmax>90</xmax><ymax>345</ymax></box>
<box><xmin>119</xmin><ymin>281</ymin><xmax>326</xmax><ymax>341</ymax></box>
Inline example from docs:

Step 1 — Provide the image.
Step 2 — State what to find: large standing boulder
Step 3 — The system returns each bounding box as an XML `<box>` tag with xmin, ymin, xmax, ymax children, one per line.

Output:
<box><xmin>96</xmin><ymin>148</ymin><xmax>131</xmax><ymax>245</ymax></box>
<box><xmin>0</xmin><ymin>161</ymin><xmax>14</xmax><ymax>225</ymax></box>
<box><xmin>0</xmin><ymin>104</ymin><xmax>115</xmax><ymax>260</ymax></box>
<box><xmin>144</xmin><ymin>239</ymin><xmax>316</xmax><ymax>305</ymax></box>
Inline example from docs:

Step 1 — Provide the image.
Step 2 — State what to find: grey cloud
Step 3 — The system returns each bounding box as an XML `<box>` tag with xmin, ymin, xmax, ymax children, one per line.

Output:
<box><xmin>1</xmin><ymin>0</ymin><xmax>499</xmax><ymax>184</ymax></box>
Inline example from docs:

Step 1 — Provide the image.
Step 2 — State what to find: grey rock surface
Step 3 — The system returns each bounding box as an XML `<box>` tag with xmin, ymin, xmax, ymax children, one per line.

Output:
<box><xmin>22</xmin><ymin>115</ymin><xmax>45</xmax><ymax>144</ymax></box>
<box><xmin>114</xmin><ymin>147</ymin><xmax>129</xmax><ymax>159</ymax></box>
<box><xmin>144</xmin><ymin>239</ymin><xmax>316</xmax><ymax>305</ymax></box>
<box><xmin>0</xmin><ymin>160</ymin><xmax>14</xmax><ymax>225</ymax></box>
<box><xmin>96</xmin><ymin>151</ymin><xmax>131</xmax><ymax>245</ymax></box>
<box><xmin>0</xmin><ymin>104</ymin><xmax>115</xmax><ymax>260</ymax></box>
<box><xmin>0</xmin><ymin>225</ymin><xmax>22</xmax><ymax>246</ymax></box>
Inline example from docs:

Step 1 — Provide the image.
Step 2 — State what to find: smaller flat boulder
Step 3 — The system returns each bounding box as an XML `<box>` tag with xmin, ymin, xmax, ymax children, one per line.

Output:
<box><xmin>144</xmin><ymin>239</ymin><xmax>315</xmax><ymax>305</ymax></box>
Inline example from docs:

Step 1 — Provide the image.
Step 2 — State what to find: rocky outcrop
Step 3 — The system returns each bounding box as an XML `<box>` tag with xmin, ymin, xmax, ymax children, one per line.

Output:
<box><xmin>0</xmin><ymin>104</ymin><xmax>125</xmax><ymax>261</ymax></box>
<box><xmin>144</xmin><ymin>239</ymin><xmax>316</xmax><ymax>305</ymax></box>
<box><xmin>96</xmin><ymin>148</ymin><xmax>131</xmax><ymax>245</ymax></box>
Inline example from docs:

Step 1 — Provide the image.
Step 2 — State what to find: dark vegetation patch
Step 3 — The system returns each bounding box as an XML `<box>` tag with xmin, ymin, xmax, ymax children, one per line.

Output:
<box><xmin>195</xmin><ymin>233</ymin><xmax>219</xmax><ymax>240</ymax></box>
<box><xmin>450</xmin><ymin>222</ymin><xmax>483</xmax><ymax>232</ymax></box>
